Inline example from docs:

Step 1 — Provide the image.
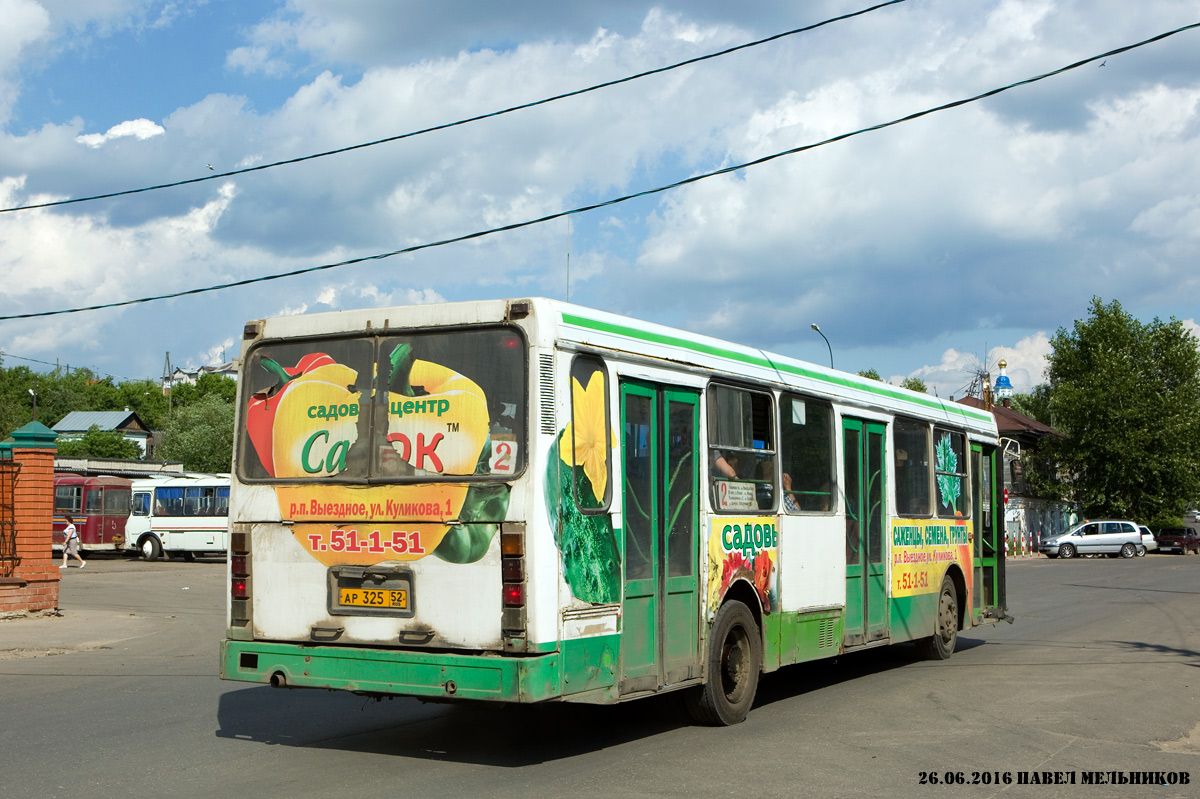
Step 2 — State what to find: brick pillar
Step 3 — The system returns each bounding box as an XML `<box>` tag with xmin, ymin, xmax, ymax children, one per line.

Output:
<box><xmin>0</xmin><ymin>422</ymin><xmax>59</xmax><ymax>614</ymax></box>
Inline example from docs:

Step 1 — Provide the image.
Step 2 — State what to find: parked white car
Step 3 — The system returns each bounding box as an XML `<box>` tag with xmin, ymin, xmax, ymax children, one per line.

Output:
<box><xmin>1137</xmin><ymin>525</ymin><xmax>1157</xmax><ymax>556</ymax></box>
<box><xmin>1039</xmin><ymin>520</ymin><xmax>1143</xmax><ymax>559</ymax></box>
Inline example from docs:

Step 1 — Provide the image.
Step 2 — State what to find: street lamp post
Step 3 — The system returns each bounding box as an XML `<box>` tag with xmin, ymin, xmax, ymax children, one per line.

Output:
<box><xmin>811</xmin><ymin>323</ymin><xmax>833</xmax><ymax>369</ymax></box>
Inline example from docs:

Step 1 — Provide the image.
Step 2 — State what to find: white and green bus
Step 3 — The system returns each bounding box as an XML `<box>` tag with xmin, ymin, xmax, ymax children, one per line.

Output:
<box><xmin>220</xmin><ymin>298</ymin><xmax>1007</xmax><ymax>724</ymax></box>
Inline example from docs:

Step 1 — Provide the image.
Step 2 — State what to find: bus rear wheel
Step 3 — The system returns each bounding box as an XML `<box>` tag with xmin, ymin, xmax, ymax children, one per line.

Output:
<box><xmin>687</xmin><ymin>600</ymin><xmax>761</xmax><ymax>726</ymax></box>
<box><xmin>139</xmin><ymin>536</ymin><xmax>162</xmax><ymax>562</ymax></box>
<box><xmin>918</xmin><ymin>576</ymin><xmax>958</xmax><ymax>661</ymax></box>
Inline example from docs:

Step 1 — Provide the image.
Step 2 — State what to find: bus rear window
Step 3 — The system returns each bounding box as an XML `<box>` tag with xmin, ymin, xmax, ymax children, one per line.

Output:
<box><xmin>238</xmin><ymin>327</ymin><xmax>526</xmax><ymax>483</ymax></box>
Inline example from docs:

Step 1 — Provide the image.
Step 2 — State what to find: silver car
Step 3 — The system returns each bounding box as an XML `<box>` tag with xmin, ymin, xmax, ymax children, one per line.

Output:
<box><xmin>1137</xmin><ymin>525</ymin><xmax>1157</xmax><ymax>556</ymax></box>
<box><xmin>1040</xmin><ymin>519</ymin><xmax>1143</xmax><ymax>559</ymax></box>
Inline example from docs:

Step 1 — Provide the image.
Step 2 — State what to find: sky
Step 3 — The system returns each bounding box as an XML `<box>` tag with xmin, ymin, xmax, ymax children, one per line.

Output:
<box><xmin>1</xmin><ymin>0</ymin><xmax>1198</xmax><ymax>399</ymax></box>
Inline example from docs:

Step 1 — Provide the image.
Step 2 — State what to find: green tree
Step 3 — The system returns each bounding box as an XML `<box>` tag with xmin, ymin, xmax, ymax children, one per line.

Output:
<box><xmin>1010</xmin><ymin>384</ymin><xmax>1053</xmax><ymax>424</ymax></box>
<box><xmin>1044</xmin><ymin>297</ymin><xmax>1200</xmax><ymax>525</ymax></box>
<box><xmin>55</xmin><ymin>425</ymin><xmax>142</xmax><ymax>459</ymax></box>
<box><xmin>857</xmin><ymin>368</ymin><xmax>883</xmax><ymax>381</ymax></box>
<box><xmin>900</xmin><ymin>376</ymin><xmax>927</xmax><ymax>394</ymax></box>
<box><xmin>157</xmin><ymin>395</ymin><xmax>236</xmax><ymax>473</ymax></box>
<box><xmin>169</xmin><ymin>374</ymin><xmax>237</xmax><ymax>408</ymax></box>
<box><xmin>119</xmin><ymin>379</ymin><xmax>170</xmax><ymax>431</ymax></box>
<box><xmin>0</xmin><ymin>362</ymin><xmax>39</xmax><ymax>434</ymax></box>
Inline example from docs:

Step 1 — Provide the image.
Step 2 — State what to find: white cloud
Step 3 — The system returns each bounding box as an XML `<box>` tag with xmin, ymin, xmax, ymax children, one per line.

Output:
<box><xmin>1131</xmin><ymin>194</ymin><xmax>1200</xmax><ymax>240</ymax></box>
<box><xmin>195</xmin><ymin>337</ymin><xmax>234</xmax><ymax>368</ymax></box>
<box><xmin>905</xmin><ymin>333</ymin><xmax>1051</xmax><ymax>399</ymax></box>
<box><xmin>74</xmin><ymin>117</ymin><xmax>164</xmax><ymax>148</ymax></box>
<box><xmin>2</xmin><ymin>0</ymin><xmax>1199</xmax><ymax>386</ymax></box>
<box><xmin>1182</xmin><ymin>319</ymin><xmax>1200</xmax><ymax>344</ymax></box>
<box><xmin>225</xmin><ymin>44</ymin><xmax>290</xmax><ymax>78</ymax></box>
<box><xmin>0</xmin><ymin>0</ymin><xmax>52</xmax><ymax>124</ymax></box>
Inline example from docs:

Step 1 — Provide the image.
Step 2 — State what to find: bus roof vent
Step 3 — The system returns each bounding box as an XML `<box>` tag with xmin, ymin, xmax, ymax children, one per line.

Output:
<box><xmin>538</xmin><ymin>353</ymin><xmax>555</xmax><ymax>435</ymax></box>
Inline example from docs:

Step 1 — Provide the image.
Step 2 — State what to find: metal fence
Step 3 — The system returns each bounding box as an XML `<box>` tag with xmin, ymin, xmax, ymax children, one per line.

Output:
<box><xmin>0</xmin><ymin>454</ymin><xmax>21</xmax><ymax>578</ymax></box>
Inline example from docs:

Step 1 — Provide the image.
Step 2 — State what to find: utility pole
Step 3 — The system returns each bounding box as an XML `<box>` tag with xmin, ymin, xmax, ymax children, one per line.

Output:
<box><xmin>163</xmin><ymin>352</ymin><xmax>173</xmax><ymax>416</ymax></box>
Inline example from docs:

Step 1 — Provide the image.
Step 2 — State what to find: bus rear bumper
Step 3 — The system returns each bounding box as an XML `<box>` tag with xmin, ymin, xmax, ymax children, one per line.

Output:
<box><xmin>220</xmin><ymin>639</ymin><xmax>562</xmax><ymax>703</ymax></box>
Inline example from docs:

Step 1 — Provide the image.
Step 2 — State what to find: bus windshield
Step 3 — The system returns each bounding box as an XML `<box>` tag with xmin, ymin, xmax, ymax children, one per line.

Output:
<box><xmin>238</xmin><ymin>326</ymin><xmax>527</xmax><ymax>482</ymax></box>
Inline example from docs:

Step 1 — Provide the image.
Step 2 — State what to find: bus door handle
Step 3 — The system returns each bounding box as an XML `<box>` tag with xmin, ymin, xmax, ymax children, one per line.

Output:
<box><xmin>310</xmin><ymin>626</ymin><xmax>345</xmax><ymax>641</ymax></box>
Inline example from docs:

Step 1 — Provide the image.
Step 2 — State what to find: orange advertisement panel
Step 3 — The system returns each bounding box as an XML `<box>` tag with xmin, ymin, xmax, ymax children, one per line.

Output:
<box><xmin>890</xmin><ymin>518</ymin><xmax>972</xmax><ymax>598</ymax></box>
<box><xmin>276</xmin><ymin>484</ymin><xmax>471</xmax><ymax>566</ymax></box>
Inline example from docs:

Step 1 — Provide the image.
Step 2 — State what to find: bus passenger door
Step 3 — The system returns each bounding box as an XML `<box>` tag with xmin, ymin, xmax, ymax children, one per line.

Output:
<box><xmin>971</xmin><ymin>444</ymin><xmax>1001</xmax><ymax>620</ymax></box>
<box><xmin>843</xmin><ymin>418</ymin><xmax>888</xmax><ymax>646</ymax></box>
<box><xmin>620</xmin><ymin>381</ymin><xmax>700</xmax><ymax>693</ymax></box>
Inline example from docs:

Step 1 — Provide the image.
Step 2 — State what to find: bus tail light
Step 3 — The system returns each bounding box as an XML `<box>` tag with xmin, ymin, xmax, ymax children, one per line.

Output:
<box><xmin>500</xmin><ymin>528</ymin><xmax>524</xmax><ymax>556</ymax></box>
<box><xmin>502</xmin><ymin>583</ymin><xmax>525</xmax><ymax>606</ymax></box>
<box><xmin>500</xmin><ymin>522</ymin><xmax>526</xmax><ymax>644</ymax></box>
<box><xmin>230</xmin><ymin>525</ymin><xmax>252</xmax><ymax>627</ymax></box>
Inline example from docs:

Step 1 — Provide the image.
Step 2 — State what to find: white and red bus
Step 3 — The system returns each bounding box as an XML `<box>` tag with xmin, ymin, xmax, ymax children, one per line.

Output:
<box><xmin>221</xmin><ymin>298</ymin><xmax>1008</xmax><ymax>724</ymax></box>
<box><xmin>53</xmin><ymin>473</ymin><xmax>132</xmax><ymax>553</ymax></box>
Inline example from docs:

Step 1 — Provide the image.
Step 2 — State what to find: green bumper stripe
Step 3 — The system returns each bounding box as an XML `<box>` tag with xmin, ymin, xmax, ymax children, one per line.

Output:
<box><xmin>221</xmin><ymin>640</ymin><xmax>562</xmax><ymax>703</ymax></box>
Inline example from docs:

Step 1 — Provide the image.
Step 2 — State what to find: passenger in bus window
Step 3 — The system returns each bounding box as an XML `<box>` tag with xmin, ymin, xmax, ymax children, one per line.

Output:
<box><xmin>781</xmin><ymin>472</ymin><xmax>800</xmax><ymax>513</ymax></box>
<box><xmin>712</xmin><ymin>451</ymin><xmax>738</xmax><ymax>478</ymax></box>
<box><xmin>805</xmin><ymin>479</ymin><xmax>833</xmax><ymax>512</ymax></box>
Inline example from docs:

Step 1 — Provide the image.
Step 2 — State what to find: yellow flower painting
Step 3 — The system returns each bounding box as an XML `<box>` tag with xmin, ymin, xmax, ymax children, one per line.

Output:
<box><xmin>559</xmin><ymin>370</ymin><xmax>611</xmax><ymax>503</ymax></box>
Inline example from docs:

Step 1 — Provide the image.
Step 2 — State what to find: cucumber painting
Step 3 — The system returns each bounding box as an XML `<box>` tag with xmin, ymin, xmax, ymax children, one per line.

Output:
<box><xmin>546</xmin><ymin>367</ymin><xmax>621</xmax><ymax>604</ymax></box>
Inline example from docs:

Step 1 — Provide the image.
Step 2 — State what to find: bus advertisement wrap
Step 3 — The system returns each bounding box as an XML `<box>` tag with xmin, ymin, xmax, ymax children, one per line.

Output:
<box><xmin>890</xmin><ymin>518</ymin><xmax>972</xmax><ymax>598</ymax></box>
<box><xmin>243</xmin><ymin>345</ymin><xmax>514</xmax><ymax>567</ymax></box>
<box><xmin>707</xmin><ymin>517</ymin><xmax>779</xmax><ymax>614</ymax></box>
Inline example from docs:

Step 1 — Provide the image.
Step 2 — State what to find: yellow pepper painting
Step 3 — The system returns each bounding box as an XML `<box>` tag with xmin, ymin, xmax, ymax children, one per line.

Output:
<box><xmin>387</xmin><ymin>355</ymin><xmax>490</xmax><ymax>476</ymax></box>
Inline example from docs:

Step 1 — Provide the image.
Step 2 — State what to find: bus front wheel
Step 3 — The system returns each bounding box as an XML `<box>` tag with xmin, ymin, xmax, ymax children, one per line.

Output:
<box><xmin>688</xmin><ymin>600</ymin><xmax>761</xmax><ymax>726</ymax></box>
<box><xmin>139</xmin><ymin>536</ymin><xmax>162</xmax><ymax>562</ymax></box>
<box><xmin>918</xmin><ymin>576</ymin><xmax>958</xmax><ymax>661</ymax></box>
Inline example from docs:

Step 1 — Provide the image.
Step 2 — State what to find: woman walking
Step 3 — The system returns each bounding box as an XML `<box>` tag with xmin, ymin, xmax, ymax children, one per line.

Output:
<box><xmin>60</xmin><ymin>514</ymin><xmax>86</xmax><ymax>569</ymax></box>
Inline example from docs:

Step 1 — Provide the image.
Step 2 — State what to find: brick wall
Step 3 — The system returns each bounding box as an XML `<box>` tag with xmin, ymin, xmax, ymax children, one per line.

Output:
<box><xmin>0</xmin><ymin>423</ymin><xmax>59</xmax><ymax>614</ymax></box>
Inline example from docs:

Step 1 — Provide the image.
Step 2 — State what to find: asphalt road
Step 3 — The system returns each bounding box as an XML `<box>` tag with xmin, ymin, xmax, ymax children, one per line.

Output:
<box><xmin>1</xmin><ymin>553</ymin><xmax>1197</xmax><ymax>799</ymax></box>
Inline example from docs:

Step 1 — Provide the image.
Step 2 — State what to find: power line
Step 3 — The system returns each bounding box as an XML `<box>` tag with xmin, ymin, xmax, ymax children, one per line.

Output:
<box><xmin>0</xmin><ymin>351</ymin><xmax>137</xmax><ymax>382</ymax></box>
<box><xmin>0</xmin><ymin>0</ymin><xmax>909</xmax><ymax>215</ymax></box>
<box><xmin>1</xmin><ymin>21</ymin><xmax>1196</xmax><ymax>323</ymax></box>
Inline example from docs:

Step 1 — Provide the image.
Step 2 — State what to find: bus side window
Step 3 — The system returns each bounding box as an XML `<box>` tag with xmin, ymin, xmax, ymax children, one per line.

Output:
<box><xmin>184</xmin><ymin>487</ymin><xmax>201</xmax><ymax>516</ymax></box>
<box><xmin>157</xmin><ymin>487</ymin><xmax>184</xmax><ymax>516</ymax></box>
<box><xmin>568</xmin><ymin>356</ymin><xmax>611</xmax><ymax>512</ymax></box>
<box><xmin>133</xmin><ymin>492</ymin><xmax>150</xmax><ymax>516</ymax></box>
<box><xmin>779</xmin><ymin>395</ymin><xmax>834</xmax><ymax>513</ymax></box>
<box><xmin>708</xmin><ymin>384</ymin><xmax>776</xmax><ymax>512</ymax></box>
<box><xmin>933</xmin><ymin>428</ymin><xmax>967</xmax><ymax>518</ymax></box>
<box><xmin>55</xmin><ymin>485</ymin><xmax>82</xmax><ymax>515</ymax></box>
<box><xmin>894</xmin><ymin>418</ymin><xmax>932</xmax><ymax>516</ymax></box>
<box><xmin>200</xmin><ymin>487</ymin><xmax>217</xmax><ymax>515</ymax></box>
